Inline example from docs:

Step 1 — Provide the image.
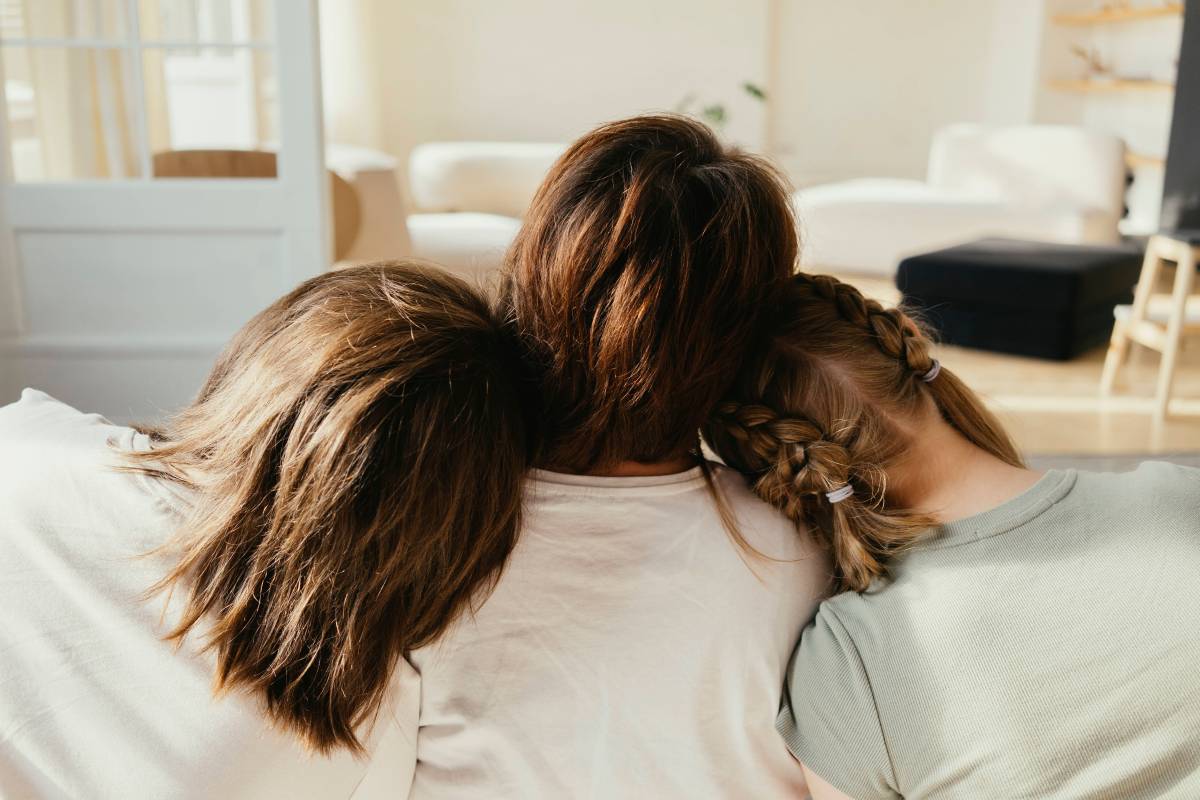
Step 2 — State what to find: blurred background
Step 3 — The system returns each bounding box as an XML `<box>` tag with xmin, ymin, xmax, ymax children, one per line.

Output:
<box><xmin>0</xmin><ymin>0</ymin><xmax>1197</xmax><ymax>467</ymax></box>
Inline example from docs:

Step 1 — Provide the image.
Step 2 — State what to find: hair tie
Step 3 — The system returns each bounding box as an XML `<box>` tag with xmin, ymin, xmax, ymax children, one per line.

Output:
<box><xmin>921</xmin><ymin>359</ymin><xmax>941</xmax><ymax>383</ymax></box>
<box><xmin>825</xmin><ymin>484</ymin><xmax>854</xmax><ymax>504</ymax></box>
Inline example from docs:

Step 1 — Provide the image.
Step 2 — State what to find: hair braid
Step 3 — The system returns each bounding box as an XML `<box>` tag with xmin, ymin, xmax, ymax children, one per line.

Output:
<box><xmin>711</xmin><ymin>401</ymin><xmax>851</xmax><ymax>499</ymax></box>
<box><xmin>707</xmin><ymin>399</ymin><xmax>912</xmax><ymax>591</ymax></box>
<box><xmin>704</xmin><ymin>271</ymin><xmax>1023</xmax><ymax>592</ymax></box>
<box><xmin>795</xmin><ymin>273</ymin><xmax>936</xmax><ymax>376</ymax></box>
<box><xmin>791</xmin><ymin>272</ymin><xmax>1020</xmax><ymax>468</ymax></box>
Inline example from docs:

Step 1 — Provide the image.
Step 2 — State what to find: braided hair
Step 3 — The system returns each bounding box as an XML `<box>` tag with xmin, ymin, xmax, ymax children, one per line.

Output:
<box><xmin>703</xmin><ymin>274</ymin><xmax>1021</xmax><ymax>592</ymax></box>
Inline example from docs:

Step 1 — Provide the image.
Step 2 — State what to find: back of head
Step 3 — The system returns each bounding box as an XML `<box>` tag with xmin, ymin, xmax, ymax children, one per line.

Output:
<box><xmin>704</xmin><ymin>273</ymin><xmax>1021</xmax><ymax>592</ymax></box>
<box><xmin>129</xmin><ymin>261</ymin><xmax>530</xmax><ymax>754</ymax></box>
<box><xmin>501</xmin><ymin>114</ymin><xmax>798</xmax><ymax>471</ymax></box>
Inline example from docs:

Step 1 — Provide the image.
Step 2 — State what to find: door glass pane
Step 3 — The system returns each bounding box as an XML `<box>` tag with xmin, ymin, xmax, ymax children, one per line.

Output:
<box><xmin>138</xmin><ymin>0</ymin><xmax>273</xmax><ymax>44</ymax></box>
<box><xmin>4</xmin><ymin>46</ymin><xmax>143</xmax><ymax>181</ymax></box>
<box><xmin>143</xmin><ymin>46</ymin><xmax>279</xmax><ymax>177</ymax></box>
<box><xmin>0</xmin><ymin>0</ymin><xmax>129</xmax><ymax>40</ymax></box>
<box><xmin>251</xmin><ymin>47</ymin><xmax>277</xmax><ymax>144</ymax></box>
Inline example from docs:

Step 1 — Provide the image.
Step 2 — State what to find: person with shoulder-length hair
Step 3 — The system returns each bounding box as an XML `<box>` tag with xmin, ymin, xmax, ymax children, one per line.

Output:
<box><xmin>0</xmin><ymin>262</ymin><xmax>532</xmax><ymax>799</ymax></box>
<box><xmin>705</xmin><ymin>273</ymin><xmax>1200</xmax><ymax>800</ymax></box>
<box><xmin>387</xmin><ymin>114</ymin><xmax>831</xmax><ymax>798</ymax></box>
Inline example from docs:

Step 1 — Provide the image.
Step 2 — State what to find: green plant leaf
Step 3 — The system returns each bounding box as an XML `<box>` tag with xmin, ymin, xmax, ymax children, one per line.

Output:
<box><xmin>700</xmin><ymin>104</ymin><xmax>727</xmax><ymax>127</ymax></box>
<box><xmin>742</xmin><ymin>81</ymin><xmax>767</xmax><ymax>101</ymax></box>
<box><xmin>674</xmin><ymin>92</ymin><xmax>697</xmax><ymax>113</ymax></box>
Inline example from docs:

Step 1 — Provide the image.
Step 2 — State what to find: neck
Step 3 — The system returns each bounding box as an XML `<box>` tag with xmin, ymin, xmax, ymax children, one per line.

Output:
<box><xmin>885</xmin><ymin>411</ymin><xmax>1041</xmax><ymax>524</ymax></box>
<box><xmin>585</xmin><ymin>454</ymin><xmax>698</xmax><ymax>478</ymax></box>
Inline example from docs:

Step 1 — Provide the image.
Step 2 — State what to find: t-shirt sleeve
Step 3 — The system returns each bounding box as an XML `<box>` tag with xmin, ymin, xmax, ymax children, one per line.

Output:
<box><xmin>776</xmin><ymin>603</ymin><xmax>899</xmax><ymax>800</ymax></box>
<box><xmin>352</xmin><ymin>656</ymin><xmax>421</xmax><ymax>799</ymax></box>
<box><xmin>0</xmin><ymin>388</ymin><xmax>62</xmax><ymax>437</ymax></box>
<box><xmin>0</xmin><ymin>388</ymin><xmax>115</xmax><ymax>448</ymax></box>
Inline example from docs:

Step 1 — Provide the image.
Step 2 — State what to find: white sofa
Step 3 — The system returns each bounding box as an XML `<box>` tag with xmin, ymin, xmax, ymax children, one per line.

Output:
<box><xmin>794</xmin><ymin>124</ymin><xmax>1128</xmax><ymax>276</ymax></box>
<box><xmin>406</xmin><ymin>142</ymin><xmax>565</xmax><ymax>278</ymax></box>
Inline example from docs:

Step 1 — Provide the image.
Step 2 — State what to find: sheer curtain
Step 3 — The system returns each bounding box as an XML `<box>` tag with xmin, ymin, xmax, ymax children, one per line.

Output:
<box><xmin>4</xmin><ymin>0</ymin><xmax>138</xmax><ymax>179</ymax></box>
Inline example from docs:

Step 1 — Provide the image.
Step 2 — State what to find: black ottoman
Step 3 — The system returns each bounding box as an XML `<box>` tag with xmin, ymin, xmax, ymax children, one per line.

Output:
<box><xmin>896</xmin><ymin>238</ymin><xmax>1144</xmax><ymax>360</ymax></box>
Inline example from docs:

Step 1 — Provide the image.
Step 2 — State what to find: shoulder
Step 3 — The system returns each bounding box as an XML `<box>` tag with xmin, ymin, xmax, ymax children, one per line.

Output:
<box><xmin>708</xmin><ymin>462</ymin><xmax>828</xmax><ymax>562</ymax></box>
<box><xmin>778</xmin><ymin>596</ymin><xmax>897</xmax><ymax>797</ymax></box>
<box><xmin>0</xmin><ymin>389</ymin><xmax>142</xmax><ymax>499</ymax></box>
<box><xmin>789</xmin><ymin>592</ymin><xmax>882</xmax><ymax>682</ymax></box>
<box><xmin>1073</xmin><ymin>462</ymin><xmax>1200</xmax><ymax>521</ymax></box>
<box><xmin>1127</xmin><ymin>460</ymin><xmax>1200</xmax><ymax>494</ymax></box>
<box><xmin>1</xmin><ymin>388</ymin><xmax>118</xmax><ymax>438</ymax></box>
<box><xmin>0</xmin><ymin>387</ymin><xmax>137</xmax><ymax>451</ymax></box>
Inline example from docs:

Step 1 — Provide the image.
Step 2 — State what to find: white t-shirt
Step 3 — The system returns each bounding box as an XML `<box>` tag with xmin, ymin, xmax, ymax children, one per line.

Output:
<box><xmin>0</xmin><ymin>390</ymin><xmax>379</xmax><ymax>799</ymax></box>
<box><xmin>391</xmin><ymin>465</ymin><xmax>831</xmax><ymax>798</ymax></box>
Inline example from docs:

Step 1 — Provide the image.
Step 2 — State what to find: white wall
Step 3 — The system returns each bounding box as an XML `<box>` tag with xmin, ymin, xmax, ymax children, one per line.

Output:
<box><xmin>769</xmin><ymin>0</ymin><xmax>1044</xmax><ymax>186</ymax></box>
<box><xmin>319</xmin><ymin>0</ymin><xmax>385</xmax><ymax>151</ymax></box>
<box><xmin>321</xmin><ymin>0</ymin><xmax>1192</xmax><ymax>233</ymax></box>
<box><xmin>321</xmin><ymin>0</ymin><xmax>1049</xmax><ymax>198</ymax></box>
<box><xmin>980</xmin><ymin>0</ymin><xmax>1047</xmax><ymax>125</ymax></box>
<box><xmin>322</xmin><ymin>0</ymin><xmax>769</xmax><ymax>205</ymax></box>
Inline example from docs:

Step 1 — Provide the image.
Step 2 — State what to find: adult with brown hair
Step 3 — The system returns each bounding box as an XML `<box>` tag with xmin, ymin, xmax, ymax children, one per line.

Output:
<box><xmin>392</xmin><ymin>114</ymin><xmax>830</xmax><ymax>797</ymax></box>
<box><xmin>0</xmin><ymin>262</ymin><xmax>531</xmax><ymax>799</ymax></box>
<box><xmin>705</xmin><ymin>273</ymin><xmax>1200</xmax><ymax>800</ymax></box>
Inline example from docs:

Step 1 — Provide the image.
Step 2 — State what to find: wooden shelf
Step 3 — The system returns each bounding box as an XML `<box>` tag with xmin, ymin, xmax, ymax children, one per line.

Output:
<box><xmin>1125</xmin><ymin>151</ymin><xmax>1166</xmax><ymax>169</ymax></box>
<box><xmin>1047</xmin><ymin>78</ymin><xmax>1175</xmax><ymax>92</ymax></box>
<box><xmin>1052</xmin><ymin>3</ymin><xmax>1183</xmax><ymax>25</ymax></box>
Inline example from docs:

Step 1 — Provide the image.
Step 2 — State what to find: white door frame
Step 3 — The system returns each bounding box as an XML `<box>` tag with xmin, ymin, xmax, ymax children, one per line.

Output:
<box><xmin>0</xmin><ymin>0</ymin><xmax>328</xmax><ymax>419</ymax></box>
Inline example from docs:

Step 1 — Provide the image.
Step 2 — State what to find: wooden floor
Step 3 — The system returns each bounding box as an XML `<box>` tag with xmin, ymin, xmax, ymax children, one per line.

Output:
<box><xmin>838</xmin><ymin>274</ymin><xmax>1200</xmax><ymax>455</ymax></box>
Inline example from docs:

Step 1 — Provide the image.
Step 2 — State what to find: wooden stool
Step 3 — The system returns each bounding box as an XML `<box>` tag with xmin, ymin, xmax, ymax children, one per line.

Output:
<box><xmin>1100</xmin><ymin>232</ymin><xmax>1200</xmax><ymax>424</ymax></box>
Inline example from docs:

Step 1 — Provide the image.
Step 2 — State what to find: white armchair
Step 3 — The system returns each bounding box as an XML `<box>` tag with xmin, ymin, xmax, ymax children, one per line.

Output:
<box><xmin>794</xmin><ymin>124</ymin><xmax>1128</xmax><ymax>276</ymax></box>
<box><xmin>407</xmin><ymin>142</ymin><xmax>565</xmax><ymax>279</ymax></box>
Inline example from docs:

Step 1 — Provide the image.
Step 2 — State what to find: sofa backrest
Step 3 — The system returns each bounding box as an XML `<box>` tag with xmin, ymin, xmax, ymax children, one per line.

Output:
<box><xmin>926</xmin><ymin>124</ymin><xmax>1126</xmax><ymax>218</ymax></box>
<box><xmin>409</xmin><ymin>142</ymin><xmax>567</xmax><ymax>218</ymax></box>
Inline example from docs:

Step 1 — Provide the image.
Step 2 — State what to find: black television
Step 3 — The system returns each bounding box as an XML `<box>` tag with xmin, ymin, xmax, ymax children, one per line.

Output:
<box><xmin>1161</xmin><ymin>0</ymin><xmax>1200</xmax><ymax>233</ymax></box>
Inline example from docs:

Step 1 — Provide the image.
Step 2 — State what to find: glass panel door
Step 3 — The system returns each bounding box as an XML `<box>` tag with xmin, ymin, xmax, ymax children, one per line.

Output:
<box><xmin>0</xmin><ymin>0</ymin><xmax>327</xmax><ymax>421</ymax></box>
<box><xmin>0</xmin><ymin>0</ymin><xmax>278</xmax><ymax>181</ymax></box>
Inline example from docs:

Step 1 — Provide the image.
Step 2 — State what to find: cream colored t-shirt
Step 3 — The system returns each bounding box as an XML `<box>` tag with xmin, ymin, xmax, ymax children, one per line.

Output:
<box><xmin>779</xmin><ymin>465</ymin><xmax>1200</xmax><ymax>799</ymax></box>
<box><xmin>389</xmin><ymin>465</ymin><xmax>830</xmax><ymax>799</ymax></box>
<box><xmin>0</xmin><ymin>390</ymin><xmax>382</xmax><ymax>799</ymax></box>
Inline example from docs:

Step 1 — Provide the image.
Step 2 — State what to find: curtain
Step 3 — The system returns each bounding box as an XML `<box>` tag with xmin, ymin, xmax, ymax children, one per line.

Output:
<box><xmin>13</xmin><ymin>0</ymin><xmax>139</xmax><ymax>179</ymax></box>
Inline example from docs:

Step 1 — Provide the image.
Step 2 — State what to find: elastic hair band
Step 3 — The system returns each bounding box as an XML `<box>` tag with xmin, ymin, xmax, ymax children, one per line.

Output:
<box><xmin>921</xmin><ymin>359</ymin><xmax>941</xmax><ymax>383</ymax></box>
<box><xmin>825</xmin><ymin>484</ymin><xmax>854</xmax><ymax>504</ymax></box>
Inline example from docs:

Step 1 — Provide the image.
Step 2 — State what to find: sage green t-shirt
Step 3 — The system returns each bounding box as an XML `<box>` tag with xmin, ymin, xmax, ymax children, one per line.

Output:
<box><xmin>778</xmin><ymin>463</ymin><xmax>1200</xmax><ymax>799</ymax></box>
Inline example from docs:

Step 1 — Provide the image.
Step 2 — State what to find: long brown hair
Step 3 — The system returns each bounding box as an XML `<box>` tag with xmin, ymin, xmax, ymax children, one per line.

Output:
<box><xmin>703</xmin><ymin>273</ymin><xmax>1021</xmax><ymax>592</ymax></box>
<box><xmin>500</xmin><ymin>114</ymin><xmax>798</xmax><ymax>472</ymax></box>
<box><xmin>127</xmin><ymin>262</ymin><xmax>531</xmax><ymax>754</ymax></box>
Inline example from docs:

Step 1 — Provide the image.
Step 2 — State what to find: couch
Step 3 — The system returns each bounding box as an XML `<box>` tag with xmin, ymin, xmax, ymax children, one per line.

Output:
<box><xmin>406</xmin><ymin>142</ymin><xmax>565</xmax><ymax>278</ymax></box>
<box><xmin>793</xmin><ymin>124</ymin><xmax>1128</xmax><ymax>276</ymax></box>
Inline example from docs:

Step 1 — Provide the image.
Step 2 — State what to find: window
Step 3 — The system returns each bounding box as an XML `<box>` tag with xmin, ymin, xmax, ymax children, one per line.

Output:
<box><xmin>0</xmin><ymin>0</ymin><xmax>277</xmax><ymax>181</ymax></box>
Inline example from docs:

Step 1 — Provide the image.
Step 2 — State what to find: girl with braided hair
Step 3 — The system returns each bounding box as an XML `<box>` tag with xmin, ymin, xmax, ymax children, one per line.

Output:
<box><xmin>705</xmin><ymin>273</ymin><xmax>1200</xmax><ymax>800</ymax></box>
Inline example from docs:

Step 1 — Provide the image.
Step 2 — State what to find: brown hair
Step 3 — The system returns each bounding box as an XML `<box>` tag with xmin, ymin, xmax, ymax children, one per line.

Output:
<box><xmin>127</xmin><ymin>262</ymin><xmax>531</xmax><ymax>754</ymax></box>
<box><xmin>500</xmin><ymin>114</ymin><xmax>798</xmax><ymax>472</ymax></box>
<box><xmin>703</xmin><ymin>273</ymin><xmax>1021</xmax><ymax>592</ymax></box>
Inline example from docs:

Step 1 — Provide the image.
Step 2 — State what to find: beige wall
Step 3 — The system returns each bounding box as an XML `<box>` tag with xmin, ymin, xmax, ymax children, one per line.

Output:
<box><xmin>321</xmin><ymin>0</ymin><xmax>1048</xmax><ymax>197</ymax></box>
<box><xmin>771</xmin><ymin>0</ymin><xmax>1045</xmax><ymax>186</ymax></box>
<box><xmin>370</xmin><ymin>0</ymin><xmax>769</xmax><ymax>145</ymax></box>
<box><xmin>323</xmin><ymin>0</ymin><xmax>770</xmax><ymax>201</ymax></box>
<box><xmin>320</xmin><ymin>0</ymin><xmax>386</xmax><ymax>151</ymax></box>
